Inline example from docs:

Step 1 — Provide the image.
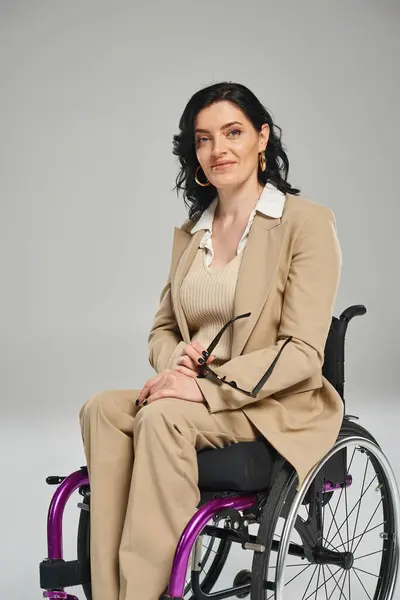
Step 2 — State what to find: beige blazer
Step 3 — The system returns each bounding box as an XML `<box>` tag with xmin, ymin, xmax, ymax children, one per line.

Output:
<box><xmin>147</xmin><ymin>193</ymin><xmax>344</xmax><ymax>488</ymax></box>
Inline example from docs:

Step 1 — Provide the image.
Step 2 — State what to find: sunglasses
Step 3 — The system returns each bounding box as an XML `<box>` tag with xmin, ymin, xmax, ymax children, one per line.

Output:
<box><xmin>197</xmin><ymin>312</ymin><xmax>293</xmax><ymax>398</ymax></box>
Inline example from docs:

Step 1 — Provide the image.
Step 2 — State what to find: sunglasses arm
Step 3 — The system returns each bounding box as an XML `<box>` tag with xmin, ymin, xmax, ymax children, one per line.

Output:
<box><xmin>198</xmin><ymin>336</ymin><xmax>293</xmax><ymax>399</ymax></box>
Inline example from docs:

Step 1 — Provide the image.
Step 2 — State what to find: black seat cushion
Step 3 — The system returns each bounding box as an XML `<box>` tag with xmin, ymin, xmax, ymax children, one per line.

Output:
<box><xmin>197</xmin><ymin>438</ymin><xmax>277</xmax><ymax>493</ymax></box>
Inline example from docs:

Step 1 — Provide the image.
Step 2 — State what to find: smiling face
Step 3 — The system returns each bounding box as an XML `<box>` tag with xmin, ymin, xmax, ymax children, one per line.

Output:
<box><xmin>194</xmin><ymin>101</ymin><xmax>269</xmax><ymax>189</ymax></box>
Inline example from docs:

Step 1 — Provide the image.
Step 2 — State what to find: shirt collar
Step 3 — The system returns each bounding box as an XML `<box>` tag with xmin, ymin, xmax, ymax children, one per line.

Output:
<box><xmin>190</xmin><ymin>182</ymin><xmax>286</xmax><ymax>234</ymax></box>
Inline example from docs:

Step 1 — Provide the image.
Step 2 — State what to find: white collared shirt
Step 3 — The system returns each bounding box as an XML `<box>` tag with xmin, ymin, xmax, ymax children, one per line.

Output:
<box><xmin>190</xmin><ymin>182</ymin><xmax>286</xmax><ymax>267</ymax></box>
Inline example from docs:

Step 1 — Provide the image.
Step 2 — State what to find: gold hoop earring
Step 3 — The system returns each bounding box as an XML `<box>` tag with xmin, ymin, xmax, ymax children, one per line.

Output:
<box><xmin>195</xmin><ymin>165</ymin><xmax>211</xmax><ymax>187</ymax></box>
<box><xmin>259</xmin><ymin>150</ymin><xmax>266</xmax><ymax>172</ymax></box>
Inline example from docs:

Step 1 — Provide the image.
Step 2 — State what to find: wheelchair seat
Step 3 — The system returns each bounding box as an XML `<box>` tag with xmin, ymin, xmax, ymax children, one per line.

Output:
<box><xmin>197</xmin><ymin>438</ymin><xmax>276</xmax><ymax>493</ymax></box>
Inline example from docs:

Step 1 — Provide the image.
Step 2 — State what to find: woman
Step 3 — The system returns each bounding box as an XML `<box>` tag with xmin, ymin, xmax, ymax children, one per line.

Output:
<box><xmin>79</xmin><ymin>81</ymin><xmax>343</xmax><ymax>600</ymax></box>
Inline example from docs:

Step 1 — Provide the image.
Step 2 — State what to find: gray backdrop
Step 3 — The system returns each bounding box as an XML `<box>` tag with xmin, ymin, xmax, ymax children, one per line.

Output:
<box><xmin>0</xmin><ymin>1</ymin><xmax>399</xmax><ymax>598</ymax></box>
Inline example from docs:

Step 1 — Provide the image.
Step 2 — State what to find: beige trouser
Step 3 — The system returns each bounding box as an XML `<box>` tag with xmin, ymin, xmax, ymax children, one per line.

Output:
<box><xmin>79</xmin><ymin>389</ymin><xmax>258</xmax><ymax>600</ymax></box>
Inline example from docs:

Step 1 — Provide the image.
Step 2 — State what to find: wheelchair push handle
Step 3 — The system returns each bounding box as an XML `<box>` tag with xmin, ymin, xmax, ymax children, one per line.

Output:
<box><xmin>339</xmin><ymin>304</ymin><xmax>367</xmax><ymax>324</ymax></box>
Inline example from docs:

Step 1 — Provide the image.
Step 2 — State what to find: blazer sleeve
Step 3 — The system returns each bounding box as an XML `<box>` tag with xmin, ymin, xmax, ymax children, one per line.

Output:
<box><xmin>196</xmin><ymin>206</ymin><xmax>342</xmax><ymax>412</ymax></box>
<box><xmin>147</xmin><ymin>272</ymin><xmax>186</xmax><ymax>374</ymax></box>
<box><xmin>147</xmin><ymin>218</ymin><xmax>198</xmax><ymax>373</ymax></box>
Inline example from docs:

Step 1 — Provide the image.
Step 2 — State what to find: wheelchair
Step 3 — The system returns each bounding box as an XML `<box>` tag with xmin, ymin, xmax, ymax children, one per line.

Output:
<box><xmin>39</xmin><ymin>304</ymin><xmax>400</xmax><ymax>600</ymax></box>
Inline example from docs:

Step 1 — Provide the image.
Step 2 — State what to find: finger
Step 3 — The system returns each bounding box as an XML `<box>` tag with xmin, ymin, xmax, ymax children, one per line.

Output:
<box><xmin>137</xmin><ymin>382</ymin><xmax>152</xmax><ymax>402</ymax></box>
<box><xmin>137</xmin><ymin>371</ymin><xmax>167</xmax><ymax>402</ymax></box>
<box><xmin>146</xmin><ymin>388</ymin><xmax>177</xmax><ymax>404</ymax></box>
<box><xmin>140</xmin><ymin>377</ymin><xmax>169</xmax><ymax>404</ymax></box>
<box><xmin>137</xmin><ymin>386</ymin><xmax>148</xmax><ymax>403</ymax></box>
<box><xmin>178</xmin><ymin>355</ymin><xmax>198</xmax><ymax>370</ymax></box>
<box><xmin>190</xmin><ymin>340</ymin><xmax>214</xmax><ymax>362</ymax></box>
<box><xmin>190</xmin><ymin>340</ymin><xmax>208</xmax><ymax>356</ymax></box>
<box><xmin>187</xmin><ymin>345</ymin><xmax>212</xmax><ymax>367</ymax></box>
<box><xmin>182</xmin><ymin>343</ymin><xmax>203</xmax><ymax>363</ymax></box>
<box><xmin>188</xmin><ymin>340</ymin><xmax>211</xmax><ymax>359</ymax></box>
<box><xmin>175</xmin><ymin>365</ymin><xmax>198</xmax><ymax>378</ymax></box>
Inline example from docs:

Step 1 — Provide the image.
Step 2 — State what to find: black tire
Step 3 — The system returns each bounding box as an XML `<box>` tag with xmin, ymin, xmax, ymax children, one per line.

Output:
<box><xmin>251</xmin><ymin>419</ymin><xmax>398</xmax><ymax>599</ymax></box>
<box><xmin>77</xmin><ymin>493</ymin><xmax>91</xmax><ymax>600</ymax></box>
<box><xmin>76</xmin><ymin>494</ymin><xmax>232</xmax><ymax>600</ymax></box>
<box><xmin>251</xmin><ymin>462</ymin><xmax>297</xmax><ymax>600</ymax></box>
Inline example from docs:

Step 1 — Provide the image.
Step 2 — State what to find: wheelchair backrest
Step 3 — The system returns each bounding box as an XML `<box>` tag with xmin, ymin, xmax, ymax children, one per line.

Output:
<box><xmin>322</xmin><ymin>305</ymin><xmax>367</xmax><ymax>404</ymax></box>
<box><xmin>322</xmin><ymin>316</ymin><xmax>345</xmax><ymax>401</ymax></box>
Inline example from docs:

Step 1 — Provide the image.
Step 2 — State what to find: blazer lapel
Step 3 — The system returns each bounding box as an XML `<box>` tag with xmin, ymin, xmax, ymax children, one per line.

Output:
<box><xmin>170</xmin><ymin>226</ymin><xmax>204</xmax><ymax>343</ymax></box>
<box><xmin>231</xmin><ymin>213</ymin><xmax>288</xmax><ymax>358</ymax></box>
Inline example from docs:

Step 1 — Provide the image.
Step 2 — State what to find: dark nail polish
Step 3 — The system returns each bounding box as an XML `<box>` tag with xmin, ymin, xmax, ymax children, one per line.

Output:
<box><xmin>198</xmin><ymin>357</ymin><xmax>204</xmax><ymax>364</ymax></box>
<box><xmin>202</xmin><ymin>351</ymin><xmax>209</xmax><ymax>358</ymax></box>
<box><xmin>135</xmin><ymin>399</ymin><xmax>139</xmax><ymax>406</ymax></box>
<box><xmin>143</xmin><ymin>400</ymin><xmax>148</xmax><ymax>405</ymax></box>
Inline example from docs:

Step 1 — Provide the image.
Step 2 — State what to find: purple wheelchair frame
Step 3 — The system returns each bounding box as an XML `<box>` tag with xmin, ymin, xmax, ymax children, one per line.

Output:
<box><xmin>41</xmin><ymin>466</ymin><xmax>350</xmax><ymax>600</ymax></box>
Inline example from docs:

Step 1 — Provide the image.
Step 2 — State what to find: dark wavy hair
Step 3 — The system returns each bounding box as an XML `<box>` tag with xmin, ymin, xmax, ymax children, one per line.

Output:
<box><xmin>172</xmin><ymin>81</ymin><xmax>300</xmax><ymax>222</ymax></box>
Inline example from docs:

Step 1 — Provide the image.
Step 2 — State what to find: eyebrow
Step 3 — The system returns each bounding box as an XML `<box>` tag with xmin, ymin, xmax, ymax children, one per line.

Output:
<box><xmin>194</xmin><ymin>121</ymin><xmax>243</xmax><ymax>134</ymax></box>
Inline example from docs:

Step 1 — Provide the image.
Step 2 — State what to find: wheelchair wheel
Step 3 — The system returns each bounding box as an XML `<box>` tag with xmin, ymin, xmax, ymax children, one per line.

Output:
<box><xmin>251</xmin><ymin>420</ymin><xmax>399</xmax><ymax>599</ymax></box>
<box><xmin>76</xmin><ymin>495</ymin><xmax>231</xmax><ymax>599</ymax></box>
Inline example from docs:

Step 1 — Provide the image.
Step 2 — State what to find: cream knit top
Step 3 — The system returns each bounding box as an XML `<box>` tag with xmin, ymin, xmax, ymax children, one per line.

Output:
<box><xmin>179</xmin><ymin>247</ymin><xmax>244</xmax><ymax>367</ymax></box>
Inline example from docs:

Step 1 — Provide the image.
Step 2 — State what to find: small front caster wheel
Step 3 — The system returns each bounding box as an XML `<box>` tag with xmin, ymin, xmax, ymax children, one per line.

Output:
<box><xmin>233</xmin><ymin>569</ymin><xmax>251</xmax><ymax>598</ymax></box>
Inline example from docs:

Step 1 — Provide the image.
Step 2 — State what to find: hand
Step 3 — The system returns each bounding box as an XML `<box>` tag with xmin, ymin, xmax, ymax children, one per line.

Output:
<box><xmin>137</xmin><ymin>369</ymin><xmax>205</xmax><ymax>406</ymax></box>
<box><xmin>174</xmin><ymin>341</ymin><xmax>216</xmax><ymax>378</ymax></box>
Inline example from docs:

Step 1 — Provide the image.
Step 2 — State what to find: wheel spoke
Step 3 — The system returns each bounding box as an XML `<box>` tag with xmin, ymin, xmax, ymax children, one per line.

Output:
<box><xmin>303</xmin><ymin>566</ymin><xmax>343</xmax><ymax>600</ymax></box>
<box><xmin>325</xmin><ymin>564</ymin><xmax>348</xmax><ymax>600</ymax></box>
<box><xmin>334</xmin><ymin>522</ymin><xmax>384</xmax><ymax>550</ymax></box>
<box><xmin>313</xmin><ymin>564</ymin><xmax>322</xmax><ymax>599</ymax></box>
<box><xmin>352</xmin><ymin>567</ymin><xmax>373</xmax><ymax>600</ymax></box>
<box><xmin>322</xmin><ymin>536</ymin><xmax>342</xmax><ymax>553</ymax></box>
<box><xmin>301</xmin><ymin>565</ymin><xmax>318</xmax><ymax>600</ymax></box>
<box><xmin>283</xmin><ymin>562</ymin><xmax>313</xmax><ymax>586</ymax></box>
<box><xmin>327</xmin><ymin>502</ymin><xmax>347</xmax><ymax>550</ymax></box>
<box><xmin>347</xmin><ymin>567</ymin><xmax>351</xmax><ymax>600</ymax></box>
<box><xmin>329</xmin><ymin>475</ymin><xmax>376</xmax><ymax>547</ymax></box>
<box><xmin>324</xmin><ymin>483</ymin><xmax>346</xmax><ymax>543</ymax></box>
<box><xmin>339</xmin><ymin>569</ymin><xmax>349</xmax><ymax>600</ymax></box>
<box><xmin>344</xmin><ymin>472</ymin><xmax>350</xmax><ymax>553</ymax></box>
<box><xmin>351</xmin><ymin>499</ymin><xmax>383</xmax><ymax>557</ymax></box>
<box><xmin>354</xmin><ymin>549</ymin><xmax>383</xmax><ymax>561</ymax></box>
<box><xmin>350</xmin><ymin>454</ymin><xmax>370</xmax><ymax>554</ymax></box>
<box><xmin>326</xmin><ymin>568</ymin><xmax>345</xmax><ymax>600</ymax></box>
<box><xmin>321</xmin><ymin>566</ymin><xmax>329</xmax><ymax>600</ymax></box>
<box><xmin>353</xmin><ymin>566</ymin><xmax>379</xmax><ymax>579</ymax></box>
